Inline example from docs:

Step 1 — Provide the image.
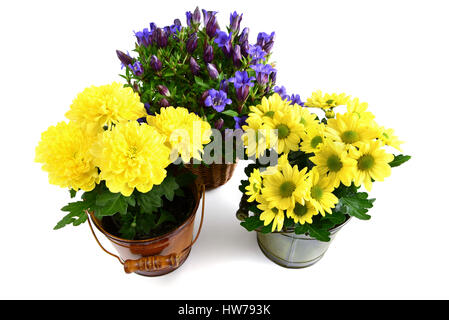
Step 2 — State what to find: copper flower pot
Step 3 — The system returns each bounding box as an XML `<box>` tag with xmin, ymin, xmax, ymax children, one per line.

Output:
<box><xmin>88</xmin><ymin>183</ymin><xmax>204</xmax><ymax>277</ymax></box>
<box><xmin>185</xmin><ymin>161</ymin><xmax>238</xmax><ymax>190</ymax></box>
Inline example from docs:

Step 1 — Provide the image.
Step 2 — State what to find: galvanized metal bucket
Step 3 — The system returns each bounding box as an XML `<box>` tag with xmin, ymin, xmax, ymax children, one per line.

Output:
<box><xmin>257</xmin><ymin>218</ymin><xmax>351</xmax><ymax>268</ymax></box>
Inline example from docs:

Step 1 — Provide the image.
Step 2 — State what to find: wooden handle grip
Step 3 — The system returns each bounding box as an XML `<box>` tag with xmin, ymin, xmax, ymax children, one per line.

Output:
<box><xmin>124</xmin><ymin>254</ymin><xmax>180</xmax><ymax>274</ymax></box>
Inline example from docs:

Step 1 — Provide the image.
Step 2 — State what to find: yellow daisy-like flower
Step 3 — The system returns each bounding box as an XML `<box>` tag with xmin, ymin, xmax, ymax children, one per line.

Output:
<box><xmin>245</xmin><ymin>169</ymin><xmax>263</xmax><ymax>202</ymax></box>
<box><xmin>349</xmin><ymin>140</ymin><xmax>394</xmax><ymax>191</ymax></box>
<box><xmin>261</xmin><ymin>163</ymin><xmax>311</xmax><ymax>211</ymax></box>
<box><xmin>286</xmin><ymin>201</ymin><xmax>318</xmax><ymax>225</ymax></box>
<box><xmin>263</xmin><ymin>110</ymin><xmax>304</xmax><ymax>155</ymax></box>
<box><xmin>326</xmin><ymin>112</ymin><xmax>379</xmax><ymax>149</ymax></box>
<box><xmin>292</xmin><ymin>105</ymin><xmax>320</xmax><ymax>131</ymax></box>
<box><xmin>307</xmin><ymin>167</ymin><xmax>339</xmax><ymax>216</ymax></box>
<box><xmin>305</xmin><ymin>90</ymin><xmax>351</xmax><ymax>110</ymax></box>
<box><xmin>147</xmin><ymin>107</ymin><xmax>212</xmax><ymax>163</ymax></box>
<box><xmin>35</xmin><ymin>121</ymin><xmax>99</xmax><ymax>191</ymax></box>
<box><xmin>249</xmin><ymin>93</ymin><xmax>290</xmax><ymax>121</ymax></box>
<box><xmin>310</xmin><ymin>141</ymin><xmax>357</xmax><ymax>188</ymax></box>
<box><xmin>257</xmin><ymin>198</ymin><xmax>286</xmax><ymax>232</ymax></box>
<box><xmin>378</xmin><ymin>126</ymin><xmax>403</xmax><ymax>151</ymax></box>
<box><xmin>242</xmin><ymin>115</ymin><xmax>276</xmax><ymax>158</ymax></box>
<box><xmin>300</xmin><ymin>123</ymin><xmax>327</xmax><ymax>154</ymax></box>
<box><xmin>94</xmin><ymin>121</ymin><xmax>171</xmax><ymax>197</ymax></box>
<box><xmin>347</xmin><ymin>97</ymin><xmax>375</xmax><ymax>122</ymax></box>
<box><xmin>66</xmin><ymin>82</ymin><xmax>146</xmax><ymax>134</ymax></box>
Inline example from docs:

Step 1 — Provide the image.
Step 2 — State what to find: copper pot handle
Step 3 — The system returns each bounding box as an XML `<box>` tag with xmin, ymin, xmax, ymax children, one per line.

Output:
<box><xmin>86</xmin><ymin>184</ymin><xmax>206</xmax><ymax>274</ymax></box>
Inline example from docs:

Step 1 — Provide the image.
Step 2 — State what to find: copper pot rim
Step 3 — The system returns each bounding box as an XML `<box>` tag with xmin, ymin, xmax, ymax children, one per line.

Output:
<box><xmin>90</xmin><ymin>183</ymin><xmax>201</xmax><ymax>245</ymax></box>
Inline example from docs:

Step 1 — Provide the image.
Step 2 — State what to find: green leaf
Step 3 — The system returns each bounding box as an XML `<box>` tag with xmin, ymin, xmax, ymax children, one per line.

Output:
<box><xmin>69</xmin><ymin>189</ymin><xmax>77</xmax><ymax>198</ymax></box>
<box><xmin>240</xmin><ymin>216</ymin><xmax>264</xmax><ymax>231</ymax></box>
<box><xmin>307</xmin><ymin>224</ymin><xmax>331</xmax><ymax>242</ymax></box>
<box><xmin>137</xmin><ymin>192</ymin><xmax>162</xmax><ymax>214</ymax></box>
<box><xmin>153</xmin><ymin>176</ymin><xmax>179</xmax><ymax>201</ymax></box>
<box><xmin>294</xmin><ymin>224</ymin><xmax>309</xmax><ymax>235</ymax></box>
<box><xmin>194</xmin><ymin>76</ymin><xmax>209</xmax><ymax>88</ymax></box>
<box><xmin>95</xmin><ymin>192</ymin><xmax>128</xmax><ymax>217</ymax></box>
<box><xmin>339</xmin><ymin>192</ymin><xmax>374</xmax><ymax>220</ymax></box>
<box><xmin>389</xmin><ymin>154</ymin><xmax>411</xmax><ymax>168</ymax></box>
<box><xmin>221</xmin><ymin>110</ymin><xmax>239</xmax><ymax>117</ymax></box>
<box><xmin>175</xmin><ymin>171</ymin><xmax>197</xmax><ymax>187</ymax></box>
<box><xmin>156</xmin><ymin>209</ymin><xmax>176</xmax><ymax>227</ymax></box>
<box><xmin>55</xmin><ymin>201</ymin><xmax>90</xmax><ymax>230</ymax></box>
<box><xmin>239</xmin><ymin>180</ymin><xmax>250</xmax><ymax>193</ymax></box>
<box><xmin>322</xmin><ymin>211</ymin><xmax>347</xmax><ymax>225</ymax></box>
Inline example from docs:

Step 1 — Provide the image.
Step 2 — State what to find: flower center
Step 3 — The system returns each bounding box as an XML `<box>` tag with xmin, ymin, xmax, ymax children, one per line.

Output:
<box><xmin>127</xmin><ymin>146</ymin><xmax>138</xmax><ymax>159</ymax></box>
<box><xmin>293</xmin><ymin>203</ymin><xmax>308</xmax><ymax>217</ymax></box>
<box><xmin>311</xmin><ymin>135</ymin><xmax>323</xmax><ymax>149</ymax></box>
<box><xmin>279</xmin><ymin>181</ymin><xmax>296</xmax><ymax>197</ymax></box>
<box><xmin>253</xmin><ymin>183</ymin><xmax>260</xmax><ymax>193</ymax></box>
<box><xmin>311</xmin><ymin>185</ymin><xmax>323</xmax><ymax>200</ymax></box>
<box><xmin>264</xmin><ymin>111</ymin><xmax>275</xmax><ymax>118</ymax></box>
<box><xmin>358</xmin><ymin>154</ymin><xmax>375</xmax><ymax>171</ymax></box>
<box><xmin>276</xmin><ymin>124</ymin><xmax>290</xmax><ymax>139</ymax></box>
<box><xmin>327</xmin><ymin>154</ymin><xmax>343</xmax><ymax>172</ymax></box>
<box><xmin>341</xmin><ymin>130</ymin><xmax>359</xmax><ymax>144</ymax></box>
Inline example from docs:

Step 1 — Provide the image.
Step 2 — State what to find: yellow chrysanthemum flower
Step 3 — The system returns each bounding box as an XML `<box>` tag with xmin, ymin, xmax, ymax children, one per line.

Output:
<box><xmin>260</xmin><ymin>153</ymin><xmax>290</xmax><ymax>177</ymax></box>
<box><xmin>66</xmin><ymin>82</ymin><xmax>147</xmax><ymax>134</ymax></box>
<box><xmin>263</xmin><ymin>110</ymin><xmax>304</xmax><ymax>155</ymax></box>
<box><xmin>257</xmin><ymin>198</ymin><xmax>286</xmax><ymax>232</ymax></box>
<box><xmin>305</xmin><ymin>90</ymin><xmax>350</xmax><ymax>110</ymax></box>
<box><xmin>261</xmin><ymin>163</ymin><xmax>311</xmax><ymax>211</ymax></box>
<box><xmin>249</xmin><ymin>93</ymin><xmax>290</xmax><ymax>121</ymax></box>
<box><xmin>242</xmin><ymin>115</ymin><xmax>276</xmax><ymax>158</ymax></box>
<box><xmin>35</xmin><ymin>121</ymin><xmax>99</xmax><ymax>191</ymax></box>
<box><xmin>326</xmin><ymin>112</ymin><xmax>379</xmax><ymax>149</ymax></box>
<box><xmin>310</xmin><ymin>141</ymin><xmax>357</xmax><ymax>188</ymax></box>
<box><xmin>94</xmin><ymin>121</ymin><xmax>171</xmax><ymax>197</ymax></box>
<box><xmin>245</xmin><ymin>169</ymin><xmax>263</xmax><ymax>202</ymax></box>
<box><xmin>147</xmin><ymin>107</ymin><xmax>212</xmax><ymax>163</ymax></box>
<box><xmin>286</xmin><ymin>201</ymin><xmax>318</xmax><ymax>225</ymax></box>
<box><xmin>378</xmin><ymin>126</ymin><xmax>403</xmax><ymax>151</ymax></box>
<box><xmin>307</xmin><ymin>167</ymin><xmax>339</xmax><ymax>216</ymax></box>
<box><xmin>300</xmin><ymin>123</ymin><xmax>327</xmax><ymax>154</ymax></box>
<box><xmin>292</xmin><ymin>105</ymin><xmax>320</xmax><ymax>131</ymax></box>
<box><xmin>347</xmin><ymin>98</ymin><xmax>375</xmax><ymax>122</ymax></box>
<box><xmin>349</xmin><ymin>140</ymin><xmax>394</xmax><ymax>191</ymax></box>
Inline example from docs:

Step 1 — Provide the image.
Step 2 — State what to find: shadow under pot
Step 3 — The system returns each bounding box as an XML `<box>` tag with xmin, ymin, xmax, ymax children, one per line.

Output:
<box><xmin>257</xmin><ymin>217</ymin><xmax>351</xmax><ymax>268</ymax></box>
<box><xmin>89</xmin><ymin>183</ymin><xmax>204</xmax><ymax>277</ymax></box>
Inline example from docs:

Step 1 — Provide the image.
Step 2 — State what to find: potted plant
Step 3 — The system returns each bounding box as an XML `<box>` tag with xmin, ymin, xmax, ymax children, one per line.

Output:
<box><xmin>116</xmin><ymin>7</ymin><xmax>279</xmax><ymax>189</ymax></box>
<box><xmin>35</xmin><ymin>83</ymin><xmax>211</xmax><ymax>276</ymax></box>
<box><xmin>237</xmin><ymin>91</ymin><xmax>411</xmax><ymax>268</ymax></box>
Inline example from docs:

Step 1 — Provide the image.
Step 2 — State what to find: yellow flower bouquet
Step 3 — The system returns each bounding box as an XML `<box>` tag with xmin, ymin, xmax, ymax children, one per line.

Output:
<box><xmin>35</xmin><ymin>83</ymin><xmax>211</xmax><ymax>275</ymax></box>
<box><xmin>237</xmin><ymin>91</ymin><xmax>410</xmax><ymax>267</ymax></box>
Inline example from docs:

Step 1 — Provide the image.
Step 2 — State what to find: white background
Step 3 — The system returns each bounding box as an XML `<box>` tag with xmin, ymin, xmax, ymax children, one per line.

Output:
<box><xmin>1</xmin><ymin>0</ymin><xmax>448</xmax><ymax>299</ymax></box>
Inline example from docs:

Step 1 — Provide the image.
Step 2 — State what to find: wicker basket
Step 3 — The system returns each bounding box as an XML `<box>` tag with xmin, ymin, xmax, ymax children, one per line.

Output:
<box><xmin>185</xmin><ymin>161</ymin><xmax>238</xmax><ymax>190</ymax></box>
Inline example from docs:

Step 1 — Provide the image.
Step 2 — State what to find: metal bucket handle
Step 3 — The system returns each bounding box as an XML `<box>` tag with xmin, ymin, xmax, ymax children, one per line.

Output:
<box><xmin>86</xmin><ymin>184</ymin><xmax>206</xmax><ymax>274</ymax></box>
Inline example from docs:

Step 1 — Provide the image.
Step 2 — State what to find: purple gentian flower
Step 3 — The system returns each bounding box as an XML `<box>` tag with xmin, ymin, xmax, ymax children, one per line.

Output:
<box><xmin>204</xmin><ymin>89</ymin><xmax>232</xmax><ymax>112</ymax></box>
<box><xmin>220</xmin><ymin>79</ymin><xmax>229</xmax><ymax>93</ymax></box>
<box><xmin>250</xmin><ymin>64</ymin><xmax>276</xmax><ymax>85</ymax></box>
<box><xmin>232</xmin><ymin>44</ymin><xmax>242</xmax><ymax>67</ymax></box>
<box><xmin>187</xmin><ymin>33</ymin><xmax>198</xmax><ymax>53</ymax></box>
<box><xmin>116</xmin><ymin>50</ymin><xmax>133</xmax><ymax>69</ymax></box>
<box><xmin>289</xmin><ymin>94</ymin><xmax>305</xmax><ymax>106</ymax></box>
<box><xmin>239</xmin><ymin>27</ymin><xmax>249</xmax><ymax>44</ymax></box>
<box><xmin>129</xmin><ymin>61</ymin><xmax>143</xmax><ymax>76</ymax></box>
<box><xmin>233</xmin><ymin>116</ymin><xmax>248</xmax><ymax>130</ymax></box>
<box><xmin>137</xmin><ymin>117</ymin><xmax>147</xmax><ymax>124</ymax></box>
<box><xmin>150</xmin><ymin>23</ymin><xmax>157</xmax><ymax>31</ymax></box>
<box><xmin>155</xmin><ymin>28</ymin><xmax>168</xmax><ymax>48</ymax></box>
<box><xmin>144</xmin><ymin>103</ymin><xmax>152</xmax><ymax>115</ymax></box>
<box><xmin>186</xmin><ymin>11</ymin><xmax>193</xmax><ymax>27</ymax></box>
<box><xmin>228</xmin><ymin>71</ymin><xmax>255</xmax><ymax>89</ymax></box>
<box><xmin>203</xmin><ymin>44</ymin><xmax>214</xmax><ymax>63</ymax></box>
<box><xmin>248</xmin><ymin>45</ymin><xmax>267</xmax><ymax>63</ymax></box>
<box><xmin>214</xmin><ymin>31</ymin><xmax>233</xmax><ymax>56</ymax></box>
<box><xmin>205</xmin><ymin>12</ymin><xmax>219</xmax><ymax>37</ymax></box>
<box><xmin>230</xmin><ymin>12</ymin><xmax>243</xmax><ymax>34</ymax></box>
<box><xmin>150</xmin><ymin>55</ymin><xmax>162</xmax><ymax>72</ymax></box>
<box><xmin>274</xmin><ymin>86</ymin><xmax>289</xmax><ymax>100</ymax></box>
<box><xmin>215</xmin><ymin>118</ymin><xmax>224</xmax><ymax>130</ymax></box>
<box><xmin>207</xmin><ymin>63</ymin><xmax>219</xmax><ymax>79</ymax></box>
<box><xmin>189</xmin><ymin>57</ymin><xmax>200</xmax><ymax>75</ymax></box>
<box><xmin>134</xmin><ymin>28</ymin><xmax>153</xmax><ymax>47</ymax></box>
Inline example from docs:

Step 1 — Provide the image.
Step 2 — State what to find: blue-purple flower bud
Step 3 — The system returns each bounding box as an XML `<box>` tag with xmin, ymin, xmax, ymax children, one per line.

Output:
<box><xmin>263</xmin><ymin>40</ymin><xmax>275</xmax><ymax>54</ymax></box>
<box><xmin>207</xmin><ymin>63</ymin><xmax>219</xmax><ymax>80</ymax></box>
<box><xmin>206</xmin><ymin>14</ymin><xmax>219</xmax><ymax>38</ymax></box>
<box><xmin>186</xmin><ymin>33</ymin><xmax>198</xmax><ymax>54</ymax></box>
<box><xmin>189</xmin><ymin>57</ymin><xmax>200</xmax><ymax>75</ymax></box>
<box><xmin>241</xmin><ymin>40</ymin><xmax>250</xmax><ymax>57</ymax></box>
<box><xmin>157</xmin><ymin>85</ymin><xmax>170</xmax><ymax>97</ymax></box>
<box><xmin>236</xmin><ymin>86</ymin><xmax>250</xmax><ymax>103</ymax></box>
<box><xmin>203</xmin><ymin>44</ymin><xmax>214</xmax><ymax>63</ymax></box>
<box><xmin>150</xmin><ymin>55</ymin><xmax>162</xmax><ymax>72</ymax></box>
<box><xmin>150</xmin><ymin>23</ymin><xmax>157</xmax><ymax>31</ymax></box>
<box><xmin>129</xmin><ymin>61</ymin><xmax>143</xmax><ymax>76</ymax></box>
<box><xmin>239</xmin><ymin>28</ymin><xmax>249</xmax><ymax>44</ymax></box>
<box><xmin>232</xmin><ymin>45</ymin><xmax>242</xmax><ymax>68</ymax></box>
<box><xmin>230</xmin><ymin>12</ymin><xmax>243</xmax><ymax>34</ymax></box>
<box><xmin>215</xmin><ymin>118</ymin><xmax>224</xmax><ymax>130</ymax></box>
<box><xmin>174</xmin><ymin>19</ymin><xmax>181</xmax><ymax>27</ymax></box>
<box><xmin>192</xmin><ymin>7</ymin><xmax>201</xmax><ymax>25</ymax></box>
<box><xmin>186</xmin><ymin>11</ymin><xmax>193</xmax><ymax>27</ymax></box>
<box><xmin>160</xmin><ymin>98</ymin><xmax>170</xmax><ymax>108</ymax></box>
<box><xmin>144</xmin><ymin>103</ymin><xmax>152</xmax><ymax>115</ymax></box>
<box><xmin>220</xmin><ymin>79</ymin><xmax>229</xmax><ymax>93</ymax></box>
<box><xmin>116</xmin><ymin>50</ymin><xmax>133</xmax><ymax>67</ymax></box>
<box><xmin>155</xmin><ymin>28</ymin><xmax>168</xmax><ymax>48</ymax></box>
